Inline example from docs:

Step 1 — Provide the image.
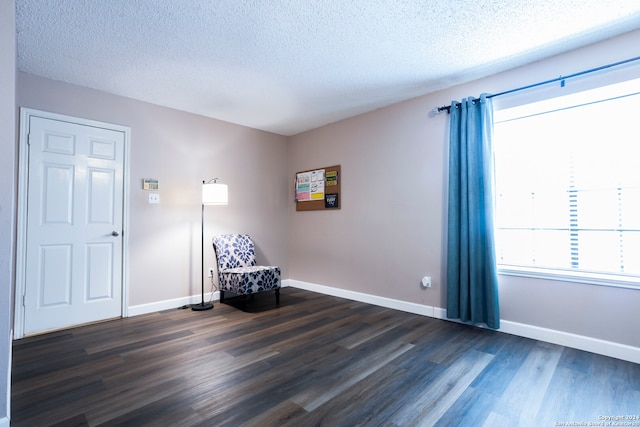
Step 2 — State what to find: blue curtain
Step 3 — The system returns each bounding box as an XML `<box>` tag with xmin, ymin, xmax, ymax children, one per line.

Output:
<box><xmin>446</xmin><ymin>94</ymin><xmax>500</xmax><ymax>329</ymax></box>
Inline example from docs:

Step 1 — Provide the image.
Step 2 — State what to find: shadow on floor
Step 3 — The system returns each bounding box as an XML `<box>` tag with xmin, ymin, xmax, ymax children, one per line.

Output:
<box><xmin>221</xmin><ymin>289</ymin><xmax>304</xmax><ymax>313</ymax></box>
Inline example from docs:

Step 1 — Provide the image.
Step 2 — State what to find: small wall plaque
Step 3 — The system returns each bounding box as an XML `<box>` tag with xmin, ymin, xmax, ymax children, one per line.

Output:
<box><xmin>325</xmin><ymin>193</ymin><xmax>339</xmax><ymax>209</ymax></box>
<box><xmin>142</xmin><ymin>178</ymin><xmax>158</xmax><ymax>190</ymax></box>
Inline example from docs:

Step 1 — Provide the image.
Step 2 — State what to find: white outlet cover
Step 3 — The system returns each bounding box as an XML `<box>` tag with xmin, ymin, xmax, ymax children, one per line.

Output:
<box><xmin>148</xmin><ymin>193</ymin><xmax>160</xmax><ymax>204</ymax></box>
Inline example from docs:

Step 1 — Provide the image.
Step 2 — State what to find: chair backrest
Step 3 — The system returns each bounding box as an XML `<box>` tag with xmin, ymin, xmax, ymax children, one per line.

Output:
<box><xmin>212</xmin><ymin>234</ymin><xmax>257</xmax><ymax>270</ymax></box>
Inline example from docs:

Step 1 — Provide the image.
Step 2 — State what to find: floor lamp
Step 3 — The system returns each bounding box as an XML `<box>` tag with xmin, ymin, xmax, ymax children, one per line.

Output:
<box><xmin>192</xmin><ymin>178</ymin><xmax>228</xmax><ymax>311</ymax></box>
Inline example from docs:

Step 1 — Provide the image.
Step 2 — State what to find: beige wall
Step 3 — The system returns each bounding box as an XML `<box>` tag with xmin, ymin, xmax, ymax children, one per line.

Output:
<box><xmin>17</xmin><ymin>73</ymin><xmax>290</xmax><ymax>307</ymax></box>
<box><xmin>0</xmin><ymin>0</ymin><xmax>16</xmax><ymax>422</ymax></box>
<box><xmin>289</xmin><ymin>29</ymin><xmax>640</xmax><ymax>349</ymax></box>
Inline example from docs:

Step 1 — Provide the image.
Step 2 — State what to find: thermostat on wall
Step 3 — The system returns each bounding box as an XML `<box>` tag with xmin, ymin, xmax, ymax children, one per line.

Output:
<box><xmin>142</xmin><ymin>178</ymin><xmax>158</xmax><ymax>190</ymax></box>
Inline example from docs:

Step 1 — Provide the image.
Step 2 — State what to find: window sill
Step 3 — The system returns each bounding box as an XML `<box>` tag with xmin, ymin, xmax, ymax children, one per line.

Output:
<box><xmin>497</xmin><ymin>265</ymin><xmax>640</xmax><ymax>290</ymax></box>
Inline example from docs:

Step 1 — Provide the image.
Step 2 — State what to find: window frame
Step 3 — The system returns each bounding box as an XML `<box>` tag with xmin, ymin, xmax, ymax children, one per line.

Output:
<box><xmin>492</xmin><ymin>77</ymin><xmax>640</xmax><ymax>289</ymax></box>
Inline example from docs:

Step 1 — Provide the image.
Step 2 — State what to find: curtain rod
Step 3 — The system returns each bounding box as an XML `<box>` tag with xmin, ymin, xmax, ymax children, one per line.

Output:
<box><xmin>434</xmin><ymin>55</ymin><xmax>640</xmax><ymax>114</ymax></box>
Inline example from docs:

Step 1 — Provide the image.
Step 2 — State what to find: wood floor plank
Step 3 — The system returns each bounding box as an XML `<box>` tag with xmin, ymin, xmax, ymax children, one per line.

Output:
<box><xmin>13</xmin><ymin>378</ymin><xmax>105</xmax><ymax>423</ymax></box>
<box><xmin>292</xmin><ymin>340</ymin><xmax>415</xmax><ymax>411</ymax></box>
<box><xmin>240</xmin><ymin>400</ymin><xmax>307</xmax><ymax>427</ymax></box>
<box><xmin>99</xmin><ymin>391</ymin><xmax>206</xmax><ymax>426</ymax></box>
<box><xmin>537</xmin><ymin>361</ymin><xmax>640</xmax><ymax>425</ymax></box>
<box><xmin>86</xmin><ymin>377</ymin><xmax>193</xmax><ymax>425</ymax></box>
<box><xmin>189</xmin><ymin>359</ymin><xmax>317</xmax><ymax>425</ymax></box>
<box><xmin>335</xmin><ymin>318</ymin><xmax>407</xmax><ymax>350</ymax></box>
<box><xmin>11</xmin><ymin>353</ymin><xmax>124</xmax><ymax>397</ymax></box>
<box><xmin>535</xmin><ymin>365</ymin><xmax>591</xmax><ymax>426</ymax></box>
<box><xmin>468</xmin><ymin>333</ymin><xmax>536</xmax><ymax>396</ymax></box>
<box><xmin>283</xmin><ymin>362</ymin><xmax>410</xmax><ymax>426</ymax></box>
<box><xmin>591</xmin><ymin>352</ymin><xmax>640</xmax><ymax>391</ymax></box>
<box><xmin>389</xmin><ymin>349</ymin><xmax>494</xmax><ymax>426</ymax></box>
<box><xmin>489</xmin><ymin>341</ymin><xmax>564</xmax><ymax>425</ymax></box>
<box><xmin>482</xmin><ymin>411</ymin><xmax>512</xmax><ymax>427</ymax></box>
<box><xmin>435</xmin><ymin>385</ymin><xmax>496</xmax><ymax>427</ymax></box>
<box><xmin>266</xmin><ymin>312</ymin><xmax>368</xmax><ymax>360</ymax></box>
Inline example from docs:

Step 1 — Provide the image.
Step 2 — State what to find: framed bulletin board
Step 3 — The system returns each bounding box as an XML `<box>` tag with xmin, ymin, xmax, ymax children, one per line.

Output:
<box><xmin>295</xmin><ymin>165</ymin><xmax>341</xmax><ymax>211</ymax></box>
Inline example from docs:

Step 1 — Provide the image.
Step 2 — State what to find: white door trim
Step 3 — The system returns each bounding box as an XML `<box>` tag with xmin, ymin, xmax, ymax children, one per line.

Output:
<box><xmin>14</xmin><ymin>108</ymin><xmax>131</xmax><ymax>339</ymax></box>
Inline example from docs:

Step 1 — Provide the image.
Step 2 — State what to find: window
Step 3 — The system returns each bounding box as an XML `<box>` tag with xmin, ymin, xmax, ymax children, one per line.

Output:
<box><xmin>493</xmin><ymin>79</ymin><xmax>640</xmax><ymax>286</ymax></box>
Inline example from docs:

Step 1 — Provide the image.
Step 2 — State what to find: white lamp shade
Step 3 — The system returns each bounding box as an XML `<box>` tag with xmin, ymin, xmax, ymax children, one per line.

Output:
<box><xmin>202</xmin><ymin>182</ymin><xmax>228</xmax><ymax>205</ymax></box>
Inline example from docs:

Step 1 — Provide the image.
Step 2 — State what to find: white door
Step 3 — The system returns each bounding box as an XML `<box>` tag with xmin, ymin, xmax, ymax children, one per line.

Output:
<box><xmin>23</xmin><ymin>115</ymin><xmax>125</xmax><ymax>335</ymax></box>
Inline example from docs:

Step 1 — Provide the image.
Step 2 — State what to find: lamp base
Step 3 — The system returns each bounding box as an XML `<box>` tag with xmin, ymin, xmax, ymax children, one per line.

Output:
<box><xmin>191</xmin><ymin>302</ymin><xmax>213</xmax><ymax>311</ymax></box>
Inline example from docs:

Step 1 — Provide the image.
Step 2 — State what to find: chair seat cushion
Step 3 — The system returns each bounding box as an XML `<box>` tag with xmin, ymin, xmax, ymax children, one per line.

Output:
<box><xmin>219</xmin><ymin>265</ymin><xmax>281</xmax><ymax>295</ymax></box>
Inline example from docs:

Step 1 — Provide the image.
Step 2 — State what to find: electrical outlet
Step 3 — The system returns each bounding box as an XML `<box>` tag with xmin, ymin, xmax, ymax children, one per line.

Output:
<box><xmin>208</xmin><ymin>268</ymin><xmax>214</xmax><ymax>278</ymax></box>
<box><xmin>421</xmin><ymin>276</ymin><xmax>432</xmax><ymax>289</ymax></box>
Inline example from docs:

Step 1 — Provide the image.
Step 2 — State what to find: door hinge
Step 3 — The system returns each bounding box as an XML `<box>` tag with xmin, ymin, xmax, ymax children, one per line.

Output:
<box><xmin>22</xmin><ymin>294</ymin><xmax>26</xmax><ymax>307</ymax></box>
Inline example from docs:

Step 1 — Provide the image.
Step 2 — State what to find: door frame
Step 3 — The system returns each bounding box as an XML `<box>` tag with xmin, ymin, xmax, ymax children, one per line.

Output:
<box><xmin>14</xmin><ymin>108</ymin><xmax>131</xmax><ymax>339</ymax></box>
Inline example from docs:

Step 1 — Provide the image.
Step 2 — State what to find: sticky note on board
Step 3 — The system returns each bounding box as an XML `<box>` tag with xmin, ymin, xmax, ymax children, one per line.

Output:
<box><xmin>326</xmin><ymin>170</ymin><xmax>338</xmax><ymax>186</ymax></box>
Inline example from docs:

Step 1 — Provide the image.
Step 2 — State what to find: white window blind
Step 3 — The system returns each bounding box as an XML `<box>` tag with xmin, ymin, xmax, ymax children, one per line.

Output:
<box><xmin>493</xmin><ymin>79</ymin><xmax>640</xmax><ymax>285</ymax></box>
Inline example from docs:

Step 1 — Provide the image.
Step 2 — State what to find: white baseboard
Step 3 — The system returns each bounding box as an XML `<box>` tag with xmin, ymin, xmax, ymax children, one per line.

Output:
<box><xmin>127</xmin><ymin>291</ymin><xmax>219</xmax><ymax>317</ymax></box>
<box><xmin>287</xmin><ymin>279</ymin><xmax>640</xmax><ymax>365</ymax></box>
<box><xmin>284</xmin><ymin>279</ymin><xmax>435</xmax><ymax>317</ymax></box>
<box><xmin>127</xmin><ymin>282</ymin><xmax>299</xmax><ymax>316</ymax></box>
<box><xmin>498</xmin><ymin>318</ymin><xmax>640</xmax><ymax>364</ymax></box>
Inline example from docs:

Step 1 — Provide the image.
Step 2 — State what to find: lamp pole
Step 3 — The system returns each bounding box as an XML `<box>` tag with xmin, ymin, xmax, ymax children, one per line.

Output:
<box><xmin>192</xmin><ymin>180</ymin><xmax>213</xmax><ymax>311</ymax></box>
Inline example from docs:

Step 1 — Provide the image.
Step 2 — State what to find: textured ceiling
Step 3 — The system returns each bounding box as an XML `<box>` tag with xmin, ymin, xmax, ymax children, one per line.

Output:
<box><xmin>15</xmin><ymin>0</ymin><xmax>640</xmax><ymax>136</ymax></box>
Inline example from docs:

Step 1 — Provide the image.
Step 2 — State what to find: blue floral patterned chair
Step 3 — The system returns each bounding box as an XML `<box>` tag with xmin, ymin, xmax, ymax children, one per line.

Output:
<box><xmin>212</xmin><ymin>234</ymin><xmax>281</xmax><ymax>305</ymax></box>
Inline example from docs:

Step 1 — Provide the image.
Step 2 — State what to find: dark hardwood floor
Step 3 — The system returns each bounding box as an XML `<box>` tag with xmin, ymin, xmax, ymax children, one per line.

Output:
<box><xmin>11</xmin><ymin>288</ymin><xmax>640</xmax><ymax>426</ymax></box>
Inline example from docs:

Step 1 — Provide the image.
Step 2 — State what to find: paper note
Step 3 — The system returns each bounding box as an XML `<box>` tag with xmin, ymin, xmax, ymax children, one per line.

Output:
<box><xmin>310</xmin><ymin>169</ymin><xmax>325</xmax><ymax>200</ymax></box>
<box><xmin>296</xmin><ymin>172</ymin><xmax>311</xmax><ymax>201</ymax></box>
<box><xmin>325</xmin><ymin>170</ymin><xmax>338</xmax><ymax>186</ymax></box>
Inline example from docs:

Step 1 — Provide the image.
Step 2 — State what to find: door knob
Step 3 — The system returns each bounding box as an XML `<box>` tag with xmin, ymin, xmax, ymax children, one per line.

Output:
<box><xmin>111</xmin><ymin>231</ymin><xmax>120</xmax><ymax>237</ymax></box>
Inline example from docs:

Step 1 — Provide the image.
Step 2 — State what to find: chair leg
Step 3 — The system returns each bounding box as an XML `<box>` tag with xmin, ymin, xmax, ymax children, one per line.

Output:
<box><xmin>220</xmin><ymin>290</ymin><xmax>225</xmax><ymax>304</ymax></box>
<box><xmin>275</xmin><ymin>288</ymin><xmax>280</xmax><ymax>305</ymax></box>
